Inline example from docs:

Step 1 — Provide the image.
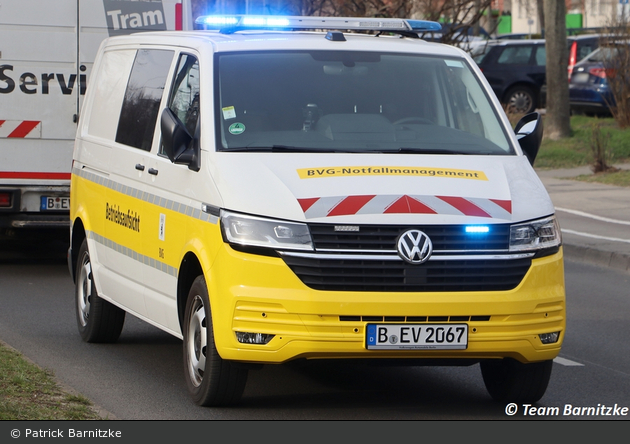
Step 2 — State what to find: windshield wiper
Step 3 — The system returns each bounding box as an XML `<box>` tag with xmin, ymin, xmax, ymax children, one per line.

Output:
<box><xmin>378</xmin><ymin>148</ymin><xmax>475</xmax><ymax>155</ymax></box>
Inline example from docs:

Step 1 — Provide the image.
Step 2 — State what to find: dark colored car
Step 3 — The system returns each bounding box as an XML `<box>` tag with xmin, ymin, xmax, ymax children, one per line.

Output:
<box><xmin>472</xmin><ymin>39</ymin><xmax>547</xmax><ymax>114</ymax></box>
<box><xmin>495</xmin><ymin>33</ymin><xmax>535</xmax><ymax>40</ymax></box>
<box><xmin>472</xmin><ymin>34</ymin><xmax>604</xmax><ymax>114</ymax></box>
<box><xmin>569</xmin><ymin>43</ymin><xmax>628</xmax><ymax>116</ymax></box>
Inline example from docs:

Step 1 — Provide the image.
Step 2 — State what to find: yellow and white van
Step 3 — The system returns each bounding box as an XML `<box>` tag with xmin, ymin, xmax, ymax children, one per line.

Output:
<box><xmin>68</xmin><ymin>15</ymin><xmax>565</xmax><ymax>407</ymax></box>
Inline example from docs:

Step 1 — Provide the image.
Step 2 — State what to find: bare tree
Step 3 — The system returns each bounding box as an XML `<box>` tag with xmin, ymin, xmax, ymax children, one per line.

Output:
<box><xmin>311</xmin><ymin>0</ymin><xmax>497</xmax><ymax>48</ymax></box>
<box><xmin>414</xmin><ymin>0</ymin><xmax>497</xmax><ymax>46</ymax></box>
<box><xmin>536</xmin><ymin>0</ymin><xmax>544</xmax><ymax>35</ymax></box>
<box><xmin>322</xmin><ymin>0</ymin><xmax>414</xmax><ymax>18</ymax></box>
<box><xmin>544</xmin><ymin>0</ymin><xmax>571</xmax><ymax>140</ymax></box>
<box><xmin>600</xmin><ymin>13</ymin><xmax>630</xmax><ymax>128</ymax></box>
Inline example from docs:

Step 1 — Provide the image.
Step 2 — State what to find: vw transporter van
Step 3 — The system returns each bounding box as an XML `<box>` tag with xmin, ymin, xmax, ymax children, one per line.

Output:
<box><xmin>68</xmin><ymin>15</ymin><xmax>565</xmax><ymax>407</ymax></box>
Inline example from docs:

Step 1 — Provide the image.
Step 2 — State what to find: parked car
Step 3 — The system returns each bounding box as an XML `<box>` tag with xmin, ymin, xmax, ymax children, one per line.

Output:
<box><xmin>472</xmin><ymin>39</ymin><xmax>547</xmax><ymax>114</ymax></box>
<box><xmin>569</xmin><ymin>42</ymin><xmax>629</xmax><ymax>116</ymax></box>
<box><xmin>567</xmin><ymin>33</ymin><xmax>606</xmax><ymax>79</ymax></box>
<box><xmin>472</xmin><ymin>34</ymin><xmax>605</xmax><ymax>114</ymax></box>
<box><xmin>495</xmin><ymin>33</ymin><xmax>535</xmax><ymax>40</ymax></box>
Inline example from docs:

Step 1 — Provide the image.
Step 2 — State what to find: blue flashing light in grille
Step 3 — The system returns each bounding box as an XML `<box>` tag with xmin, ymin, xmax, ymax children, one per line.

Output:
<box><xmin>465</xmin><ymin>226</ymin><xmax>490</xmax><ymax>234</ymax></box>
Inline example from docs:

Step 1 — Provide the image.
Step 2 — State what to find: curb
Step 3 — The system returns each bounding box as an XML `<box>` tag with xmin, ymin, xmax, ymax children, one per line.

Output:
<box><xmin>563</xmin><ymin>243</ymin><xmax>630</xmax><ymax>275</ymax></box>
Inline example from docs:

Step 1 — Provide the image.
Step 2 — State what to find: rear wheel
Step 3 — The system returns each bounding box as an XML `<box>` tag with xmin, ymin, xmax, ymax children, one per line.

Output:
<box><xmin>75</xmin><ymin>238</ymin><xmax>125</xmax><ymax>343</ymax></box>
<box><xmin>481</xmin><ymin>358</ymin><xmax>553</xmax><ymax>403</ymax></box>
<box><xmin>505</xmin><ymin>86</ymin><xmax>536</xmax><ymax>114</ymax></box>
<box><xmin>183</xmin><ymin>276</ymin><xmax>248</xmax><ymax>406</ymax></box>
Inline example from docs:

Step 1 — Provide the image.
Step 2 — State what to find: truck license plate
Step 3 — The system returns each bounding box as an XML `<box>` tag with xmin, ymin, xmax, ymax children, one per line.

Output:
<box><xmin>40</xmin><ymin>196</ymin><xmax>70</xmax><ymax>211</ymax></box>
<box><xmin>366</xmin><ymin>324</ymin><xmax>468</xmax><ymax>350</ymax></box>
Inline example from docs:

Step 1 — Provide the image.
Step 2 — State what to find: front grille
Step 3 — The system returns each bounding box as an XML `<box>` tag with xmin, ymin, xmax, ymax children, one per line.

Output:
<box><xmin>309</xmin><ymin>223</ymin><xmax>510</xmax><ymax>252</ymax></box>
<box><xmin>279</xmin><ymin>223</ymin><xmax>531</xmax><ymax>292</ymax></box>
<box><xmin>339</xmin><ymin>315</ymin><xmax>491</xmax><ymax>322</ymax></box>
<box><xmin>282</xmin><ymin>255</ymin><xmax>530</xmax><ymax>292</ymax></box>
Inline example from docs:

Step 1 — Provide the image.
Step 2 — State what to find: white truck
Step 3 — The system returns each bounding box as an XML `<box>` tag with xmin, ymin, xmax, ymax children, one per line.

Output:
<box><xmin>0</xmin><ymin>0</ymin><xmax>192</xmax><ymax>233</ymax></box>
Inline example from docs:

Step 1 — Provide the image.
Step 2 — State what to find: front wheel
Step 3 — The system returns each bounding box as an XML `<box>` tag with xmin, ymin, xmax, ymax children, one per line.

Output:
<box><xmin>75</xmin><ymin>238</ymin><xmax>125</xmax><ymax>343</ymax></box>
<box><xmin>480</xmin><ymin>358</ymin><xmax>553</xmax><ymax>403</ymax></box>
<box><xmin>183</xmin><ymin>276</ymin><xmax>248</xmax><ymax>406</ymax></box>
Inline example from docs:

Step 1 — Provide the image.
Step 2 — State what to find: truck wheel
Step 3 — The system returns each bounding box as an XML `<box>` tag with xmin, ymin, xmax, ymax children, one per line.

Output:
<box><xmin>505</xmin><ymin>86</ymin><xmax>536</xmax><ymax>114</ymax></box>
<box><xmin>75</xmin><ymin>238</ymin><xmax>125</xmax><ymax>343</ymax></box>
<box><xmin>480</xmin><ymin>358</ymin><xmax>553</xmax><ymax>403</ymax></box>
<box><xmin>183</xmin><ymin>276</ymin><xmax>248</xmax><ymax>406</ymax></box>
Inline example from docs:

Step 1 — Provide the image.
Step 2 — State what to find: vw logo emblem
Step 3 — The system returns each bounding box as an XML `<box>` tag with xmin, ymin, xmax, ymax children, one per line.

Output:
<box><xmin>397</xmin><ymin>230</ymin><xmax>433</xmax><ymax>264</ymax></box>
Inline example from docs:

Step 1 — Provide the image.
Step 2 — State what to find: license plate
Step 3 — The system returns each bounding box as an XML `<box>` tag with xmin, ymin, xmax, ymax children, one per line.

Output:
<box><xmin>366</xmin><ymin>324</ymin><xmax>468</xmax><ymax>350</ymax></box>
<box><xmin>40</xmin><ymin>196</ymin><xmax>70</xmax><ymax>211</ymax></box>
<box><xmin>571</xmin><ymin>73</ymin><xmax>590</xmax><ymax>84</ymax></box>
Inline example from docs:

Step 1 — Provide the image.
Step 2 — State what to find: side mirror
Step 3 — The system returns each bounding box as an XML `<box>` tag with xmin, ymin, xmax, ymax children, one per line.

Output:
<box><xmin>514</xmin><ymin>112</ymin><xmax>543</xmax><ymax>166</ymax></box>
<box><xmin>160</xmin><ymin>108</ymin><xmax>200</xmax><ymax>171</ymax></box>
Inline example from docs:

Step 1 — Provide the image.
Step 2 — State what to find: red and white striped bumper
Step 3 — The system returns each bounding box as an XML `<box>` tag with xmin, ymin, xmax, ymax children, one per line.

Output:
<box><xmin>298</xmin><ymin>194</ymin><xmax>512</xmax><ymax>219</ymax></box>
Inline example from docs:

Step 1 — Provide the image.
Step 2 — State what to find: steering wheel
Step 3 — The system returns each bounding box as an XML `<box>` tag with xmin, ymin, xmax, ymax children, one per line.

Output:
<box><xmin>393</xmin><ymin>117</ymin><xmax>434</xmax><ymax>125</ymax></box>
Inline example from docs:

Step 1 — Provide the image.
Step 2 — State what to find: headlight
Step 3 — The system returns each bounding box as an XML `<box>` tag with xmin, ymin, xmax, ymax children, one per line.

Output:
<box><xmin>509</xmin><ymin>215</ymin><xmax>561</xmax><ymax>253</ymax></box>
<box><xmin>220</xmin><ymin>210</ymin><xmax>313</xmax><ymax>251</ymax></box>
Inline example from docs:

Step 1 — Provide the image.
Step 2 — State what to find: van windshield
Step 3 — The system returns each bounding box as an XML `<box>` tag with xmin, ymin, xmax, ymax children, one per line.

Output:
<box><xmin>215</xmin><ymin>50</ymin><xmax>514</xmax><ymax>155</ymax></box>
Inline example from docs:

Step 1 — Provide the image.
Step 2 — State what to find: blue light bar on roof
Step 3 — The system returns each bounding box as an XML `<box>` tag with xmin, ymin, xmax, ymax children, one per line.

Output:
<box><xmin>195</xmin><ymin>15</ymin><xmax>441</xmax><ymax>34</ymax></box>
<box><xmin>406</xmin><ymin>20</ymin><xmax>443</xmax><ymax>32</ymax></box>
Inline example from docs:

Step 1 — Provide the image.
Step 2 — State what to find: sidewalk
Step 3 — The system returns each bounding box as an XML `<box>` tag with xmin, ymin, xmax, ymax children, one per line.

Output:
<box><xmin>535</xmin><ymin>163</ymin><xmax>630</xmax><ymax>274</ymax></box>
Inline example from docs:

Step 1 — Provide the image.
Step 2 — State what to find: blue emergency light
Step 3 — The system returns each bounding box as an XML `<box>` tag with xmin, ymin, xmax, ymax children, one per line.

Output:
<box><xmin>195</xmin><ymin>15</ymin><xmax>442</xmax><ymax>35</ymax></box>
<box><xmin>465</xmin><ymin>226</ymin><xmax>490</xmax><ymax>234</ymax></box>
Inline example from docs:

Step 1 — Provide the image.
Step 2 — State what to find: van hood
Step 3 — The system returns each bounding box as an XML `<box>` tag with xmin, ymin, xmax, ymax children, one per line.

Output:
<box><xmin>209</xmin><ymin>153</ymin><xmax>554</xmax><ymax>225</ymax></box>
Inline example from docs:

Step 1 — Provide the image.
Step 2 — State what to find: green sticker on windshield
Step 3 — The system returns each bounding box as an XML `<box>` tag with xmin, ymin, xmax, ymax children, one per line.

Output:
<box><xmin>228</xmin><ymin>122</ymin><xmax>246</xmax><ymax>135</ymax></box>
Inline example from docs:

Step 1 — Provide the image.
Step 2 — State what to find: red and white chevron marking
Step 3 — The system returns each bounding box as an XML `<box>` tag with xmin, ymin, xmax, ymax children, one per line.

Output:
<box><xmin>0</xmin><ymin>120</ymin><xmax>42</xmax><ymax>138</ymax></box>
<box><xmin>298</xmin><ymin>194</ymin><xmax>512</xmax><ymax>219</ymax></box>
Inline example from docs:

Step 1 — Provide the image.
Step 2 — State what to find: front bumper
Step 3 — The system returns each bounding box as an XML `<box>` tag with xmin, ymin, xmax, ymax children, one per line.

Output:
<box><xmin>208</xmin><ymin>245</ymin><xmax>565</xmax><ymax>365</ymax></box>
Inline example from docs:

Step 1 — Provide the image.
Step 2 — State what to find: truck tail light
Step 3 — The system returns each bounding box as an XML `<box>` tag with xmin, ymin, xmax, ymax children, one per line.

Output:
<box><xmin>0</xmin><ymin>192</ymin><xmax>11</xmax><ymax>207</ymax></box>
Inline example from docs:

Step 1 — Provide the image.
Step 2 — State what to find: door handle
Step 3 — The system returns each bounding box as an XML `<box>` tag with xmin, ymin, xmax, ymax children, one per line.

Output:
<box><xmin>135</xmin><ymin>164</ymin><xmax>145</xmax><ymax>171</ymax></box>
<box><xmin>148</xmin><ymin>168</ymin><xmax>158</xmax><ymax>176</ymax></box>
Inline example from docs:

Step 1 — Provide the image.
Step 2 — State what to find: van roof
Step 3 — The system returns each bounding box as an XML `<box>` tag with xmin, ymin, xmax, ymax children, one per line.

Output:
<box><xmin>103</xmin><ymin>28</ymin><xmax>468</xmax><ymax>58</ymax></box>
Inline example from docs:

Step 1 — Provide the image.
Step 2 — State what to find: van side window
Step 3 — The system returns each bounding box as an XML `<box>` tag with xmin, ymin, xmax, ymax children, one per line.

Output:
<box><xmin>167</xmin><ymin>54</ymin><xmax>200</xmax><ymax>139</ymax></box>
<box><xmin>116</xmin><ymin>49</ymin><xmax>174</xmax><ymax>151</ymax></box>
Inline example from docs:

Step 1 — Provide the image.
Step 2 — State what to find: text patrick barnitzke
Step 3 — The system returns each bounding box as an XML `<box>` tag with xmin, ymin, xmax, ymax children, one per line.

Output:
<box><xmin>18</xmin><ymin>428</ymin><xmax>121</xmax><ymax>438</ymax></box>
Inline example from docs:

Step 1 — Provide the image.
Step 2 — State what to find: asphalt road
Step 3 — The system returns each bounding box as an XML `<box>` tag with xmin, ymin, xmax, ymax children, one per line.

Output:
<box><xmin>1</xmin><ymin>232</ymin><xmax>629</xmax><ymax>420</ymax></box>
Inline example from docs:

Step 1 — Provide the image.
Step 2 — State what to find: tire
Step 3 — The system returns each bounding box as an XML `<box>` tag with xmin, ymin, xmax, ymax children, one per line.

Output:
<box><xmin>504</xmin><ymin>86</ymin><xmax>536</xmax><ymax>114</ymax></box>
<box><xmin>75</xmin><ymin>238</ymin><xmax>125</xmax><ymax>343</ymax></box>
<box><xmin>183</xmin><ymin>276</ymin><xmax>248</xmax><ymax>406</ymax></box>
<box><xmin>480</xmin><ymin>358</ymin><xmax>553</xmax><ymax>403</ymax></box>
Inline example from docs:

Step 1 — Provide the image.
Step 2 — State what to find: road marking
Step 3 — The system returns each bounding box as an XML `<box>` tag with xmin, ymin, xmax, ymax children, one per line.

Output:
<box><xmin>562</xmin><ymin>228</ymin><xmax>630</xmax><ymax>244</ymax></box>
<box><xmin>554</xmin><ymin>357</ymin><xmax>584</xmax><ymax>366</ymax></box>
<box><xmin>556</xmin><ymin>207</ymin><xmax>630</xmax><ymax>226</ymax></box>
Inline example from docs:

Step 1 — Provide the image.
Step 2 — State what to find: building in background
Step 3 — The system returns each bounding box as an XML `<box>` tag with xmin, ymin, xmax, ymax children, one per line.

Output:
<box><xmin>490</xmin><ymin>1</ymin><xmax>625</xmax><ymax>37</ymax></box>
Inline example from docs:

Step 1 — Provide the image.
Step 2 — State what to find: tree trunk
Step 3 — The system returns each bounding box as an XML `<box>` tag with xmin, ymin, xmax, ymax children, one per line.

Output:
<box><xmin>536</xmin><ymin>0</ymin><xmax>544</xmax><ymax>35</ymax></box>
<box><xmin>543</xmin><ymin>0</ymin><xmax>571</xmax><ymax>140</ymax></box>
